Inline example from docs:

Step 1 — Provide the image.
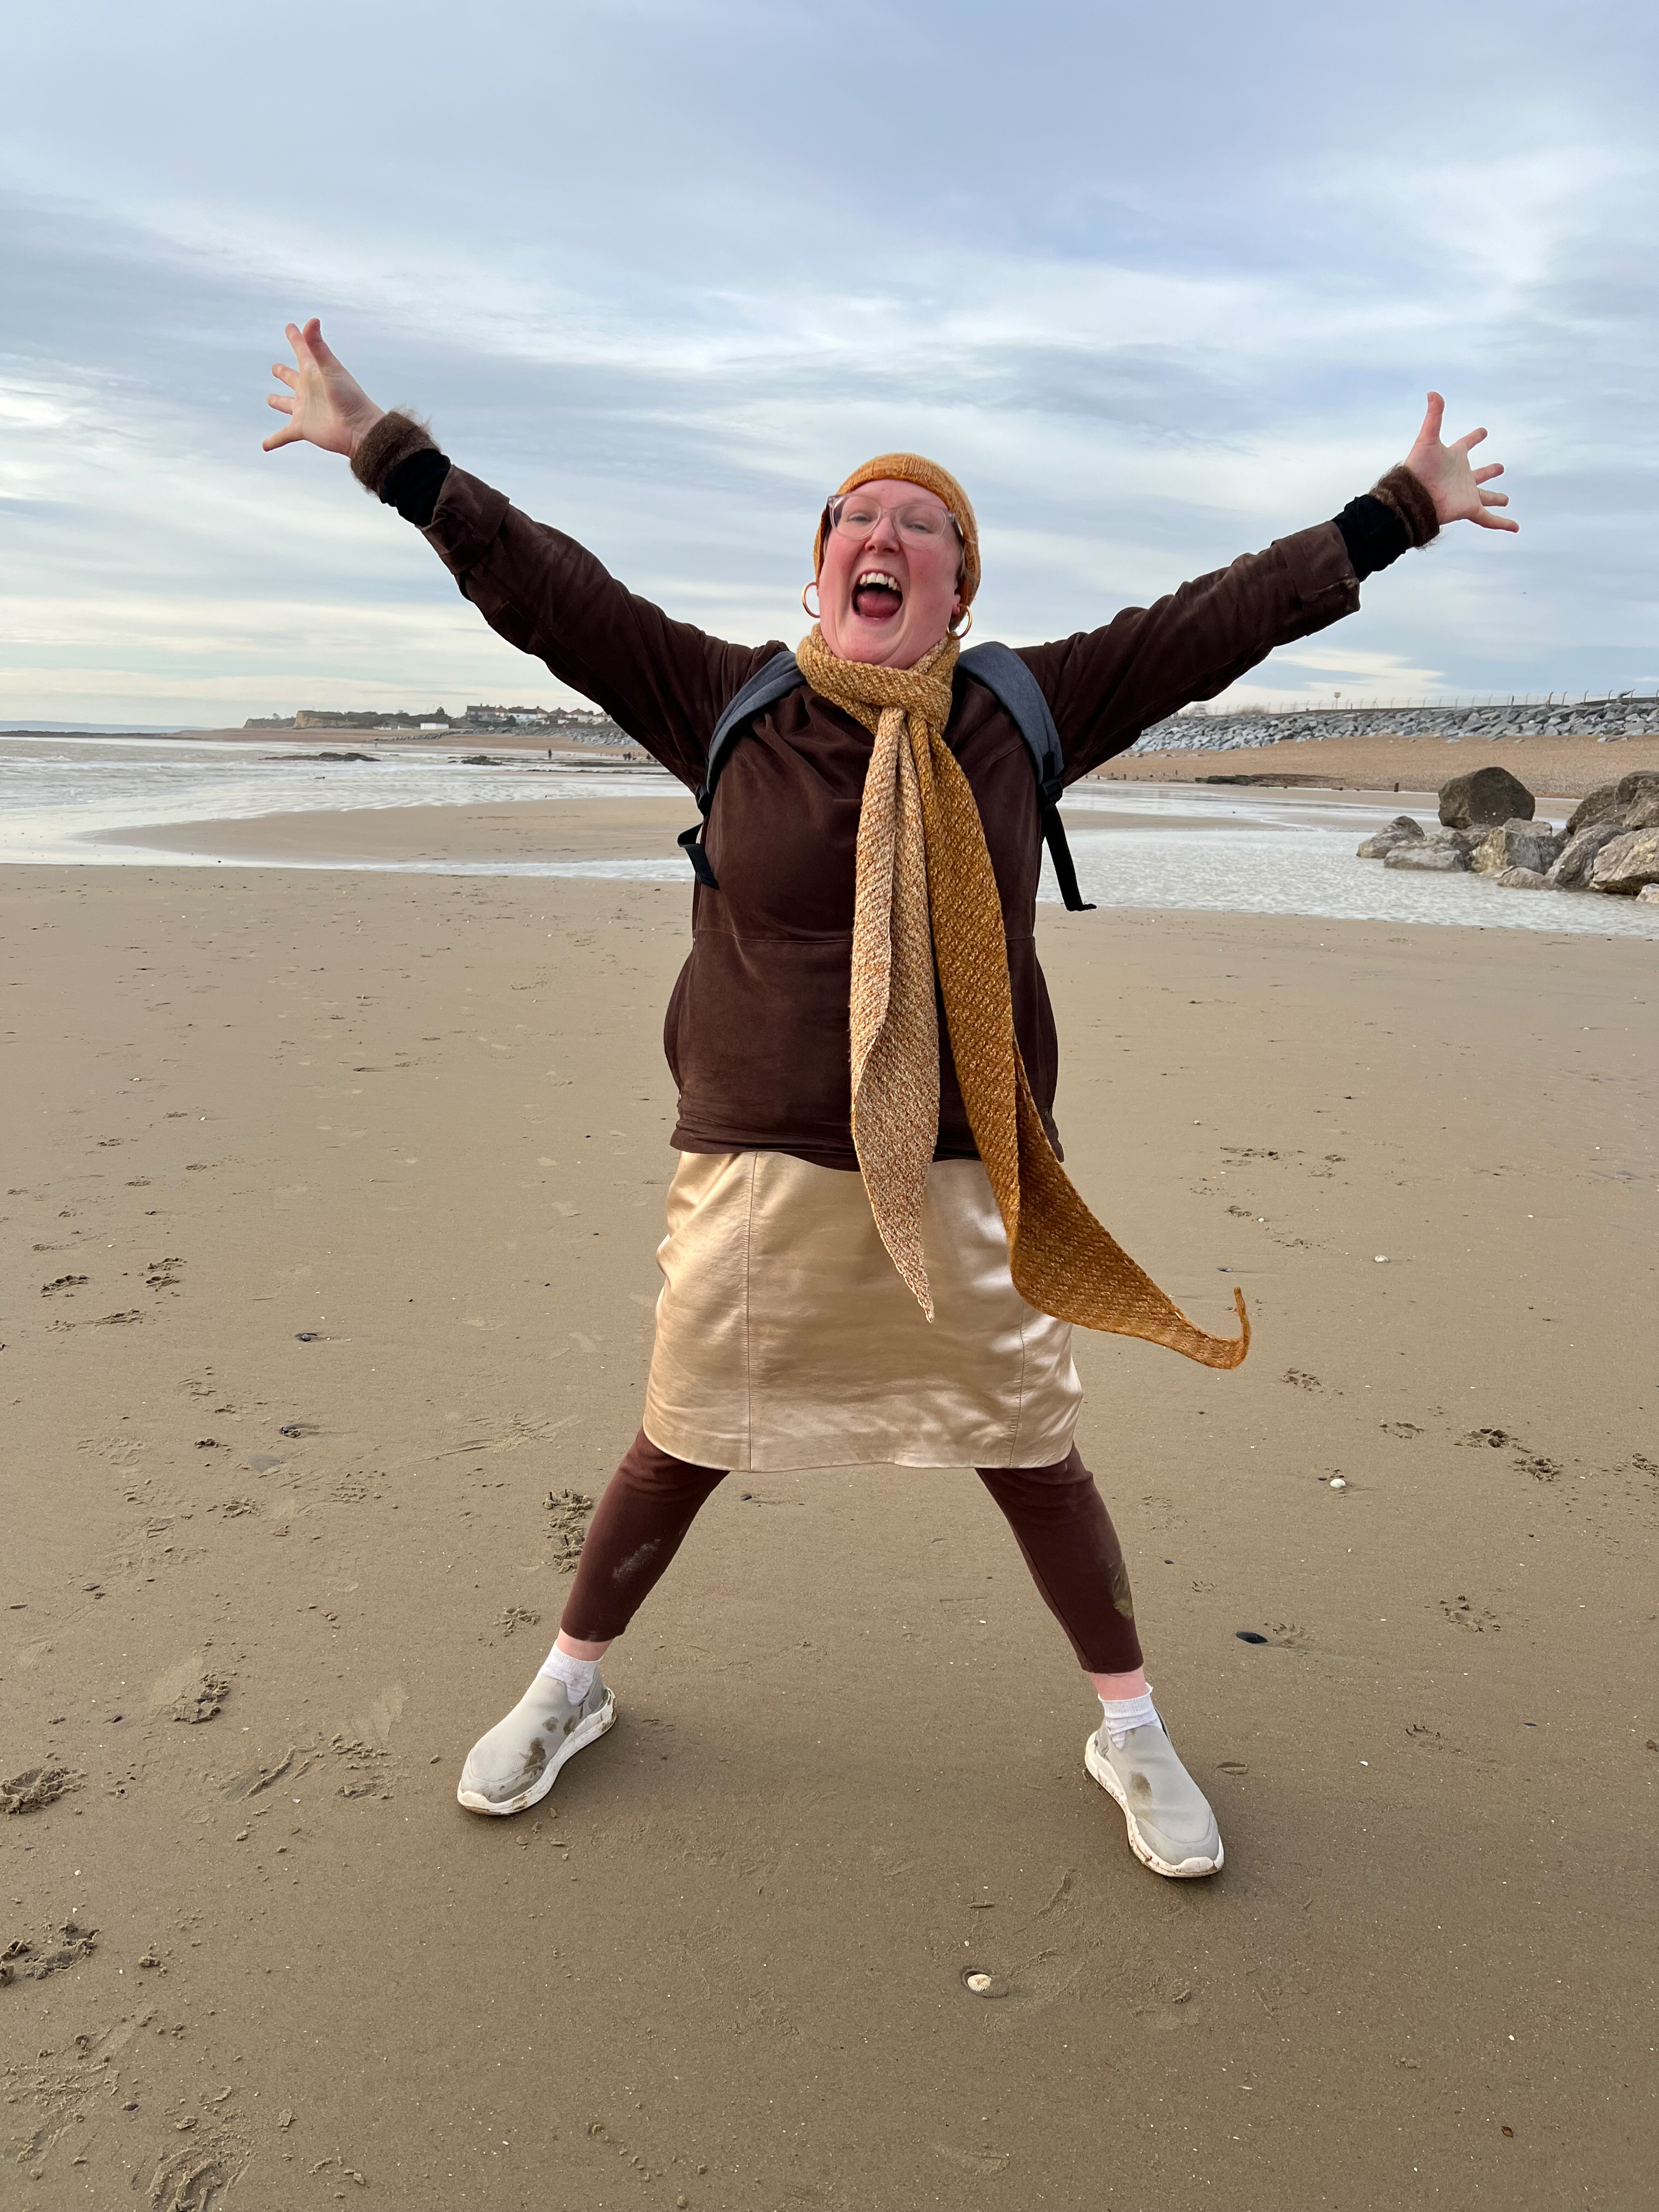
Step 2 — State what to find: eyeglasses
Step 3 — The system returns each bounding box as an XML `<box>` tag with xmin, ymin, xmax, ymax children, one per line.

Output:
<box><xmin>825</xmin><ymin>492</ymin><xmax>962</xmax><ymax>546</ymax></box>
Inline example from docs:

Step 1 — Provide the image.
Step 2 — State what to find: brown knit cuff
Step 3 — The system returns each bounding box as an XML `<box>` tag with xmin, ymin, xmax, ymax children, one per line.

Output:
<box><xmin>349</xmin><ymin>410</ymin><xmax>437</xmax><ymax>496</ymax></box>
<box><xmin>1369</xmin><ymin>462</ymin><xmax>1440</xmax><ymax>549</ymax></box>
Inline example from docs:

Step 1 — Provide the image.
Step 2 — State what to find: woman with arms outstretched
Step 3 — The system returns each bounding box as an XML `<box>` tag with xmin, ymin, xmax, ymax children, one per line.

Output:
<box><xmin>265</xmin><ymin>321</ymin><xmax>1513</xmax><ymax>1879</ymax></box>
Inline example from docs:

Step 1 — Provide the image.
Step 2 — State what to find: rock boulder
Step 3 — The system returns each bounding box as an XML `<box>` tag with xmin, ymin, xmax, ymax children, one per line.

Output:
<box><xmin>1385</xmin><ymin>842</ymin><xmax>1468</xmax><ymax>873</ymax></box>
<box><xmin>1565</xmin><ymin>783</ymin><xmax>1623</xmax><ymax>836</ymax></box>
<box><xmin>1439</xmin><ymin>765</ymin><xmax>1534</xmax><ymax>830</ymax></box>
<box><xmin>1614</xmin><ymin>770</ymin><xmax>1659</xmax><ymax>819</ymax></box>
<box><xmin>1357</xmin><ymin>814</ymin><xmax>1426</xmax><ymax>859</ymax></box>
<box><xmin>1624</xmin><ymin>786</ymin><xmax>1659</xmax><ymax>832</ymax></box>
<box><xmin>1545</xmin><ymin>820</ymin><xmax>1627</xmax><ymax>890</ymax></box>
<box><xmin>1494</xmin><ymin>866</ymin><xmax>1549</xmax><ymax>889</ymax></box>
<box><xmin>1470</xmin><ymin>819</ymin><xmax>1564</xmax><ymax>877</ymax></box>
<box><xmin>1588</xmin><ymin>828</ymin><xmax>1659</xmax><ymax>897</ymax></box>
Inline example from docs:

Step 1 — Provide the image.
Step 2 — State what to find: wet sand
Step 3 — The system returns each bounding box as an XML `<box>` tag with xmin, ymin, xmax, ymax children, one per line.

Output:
<box><xmin>115</xmin><ymin>794</ymin><xmax>696</xmax><ymax>868</ymax></box>
<box><xmin>3</xmin><ymin>850</ymin><xmax>1656</xmax><ymax>2210</ymax></box>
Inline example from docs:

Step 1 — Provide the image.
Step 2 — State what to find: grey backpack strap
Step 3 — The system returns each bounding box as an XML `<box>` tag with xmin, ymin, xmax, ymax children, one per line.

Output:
<box><xmin>678</xmin><ymin>650</ymin><xmax>804</xmax><ymax>888</ymax></box>
<box><xmin>959</xmin><ymin>641</ymin><xmax>1096</xmax><ymax>911</ymax></box>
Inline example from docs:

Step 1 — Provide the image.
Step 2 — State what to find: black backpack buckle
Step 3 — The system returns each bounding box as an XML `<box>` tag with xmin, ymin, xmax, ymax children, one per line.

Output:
<box><xmin>678</xmin><ymin>822</ymin><xmax>720</xmax><ymax>889</ymax></box>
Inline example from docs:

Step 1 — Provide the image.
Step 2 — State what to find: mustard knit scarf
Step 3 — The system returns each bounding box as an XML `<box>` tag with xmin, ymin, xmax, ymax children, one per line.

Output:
<box><xmin>795</xmin><ymin>623</ymin><xmax>1249</xmax><ymax>1370</ymax></box>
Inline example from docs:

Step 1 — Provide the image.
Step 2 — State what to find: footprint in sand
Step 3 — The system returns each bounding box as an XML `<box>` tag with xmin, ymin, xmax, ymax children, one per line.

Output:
<box><xmin>1</xmin><ymin>1766</ymin><xmax>81</xmax><ymax>1815</ymax></box>
<box><xmin>173</xmin><ymin>1678</ymin><xmax>230</xmax><ymax>1725</ymax></box>
<box><xmin>147</xmin><ymin>1655</ymin><xmax>232</xmax><ymax>1726</ymax></box>
<box><xmin>961</xmin><ymin>1869</ymin><xmax>1093</xmax><ymax>2016</ymax></box>
<box><xmin>329</xmin><ymin>1733</ymin><xmax>396</xmax><ymax>1799</ymax></box>
<box><xmin>1136</xmin><ymin>1965</ymin><xmax>1200</xmax><ymax>2029</ymax></box>
<box><xmin>1440</xmin><ymin>1594</ymin><xmax>1499</xmax><ymax>1634</ymax></box>
<box><xmin>357</xmin><ymin>1685</ymin><xmax>407</xmax><ymax>1746</ymax></box>
<box><xmin>1406</xmin><ymin>1722</ymin><xmax>1460</xmax><ymax>1753</ymax></box>
<box><xmin>1</xmin><ymin>1916</ymin><xmax>97</xmax><ymax>1986</ymax></box>
<box><xmin>143</xmin><ymin>2135</ymin><xmax>249</xmax><ymax>2212</ymax></box>
<box><xmin>544</xmin><ymin>1489</ymin><xmax>594</xmax><ymax>1571</ymax></box>
<box><xmin>1515</xmin><ymin>1453</ymin><xmax>1562</xmax><ymax>1481</ymax></box>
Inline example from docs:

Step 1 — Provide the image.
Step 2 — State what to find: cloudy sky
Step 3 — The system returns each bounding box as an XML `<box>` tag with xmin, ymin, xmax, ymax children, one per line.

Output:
<box><xmin>3</xmin><ymin>0</ymin><xmax>1655</xmax><ymax>727</ymax></box>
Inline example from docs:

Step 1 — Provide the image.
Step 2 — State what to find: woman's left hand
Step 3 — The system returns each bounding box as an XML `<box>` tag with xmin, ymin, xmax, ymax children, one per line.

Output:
<box><xmin>263</xmin><ymin>318</ymin><xmax>384</xmax><ymax>459</ymax></box>
<box><xmin>1403</xmin><ymin>391</ymin><xmax>1517</xmax><ymax>532</ymax></box>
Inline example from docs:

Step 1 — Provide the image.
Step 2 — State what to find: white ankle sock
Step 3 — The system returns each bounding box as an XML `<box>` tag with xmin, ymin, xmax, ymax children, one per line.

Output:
<box><xmin>1098</xmin><ymin>1686</ymin><xmax>1160</xmax><ymax>1745</ymax></box>
<box><xmin>538</xmin><ymin>1644</ymin><xmax>597</xmax><ymax>1707</ymax></box>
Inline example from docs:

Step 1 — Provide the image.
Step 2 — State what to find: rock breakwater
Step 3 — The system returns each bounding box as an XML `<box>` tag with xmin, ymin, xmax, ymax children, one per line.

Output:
<box><xmin>1135</xmin><ymin>695</ymin><xmax>1659</xmax><ymax>757</ymax></box>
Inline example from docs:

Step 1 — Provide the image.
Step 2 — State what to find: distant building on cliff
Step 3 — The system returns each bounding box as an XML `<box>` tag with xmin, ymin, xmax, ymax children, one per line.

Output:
<box><xmin>243</xmin><ymin>702</ymin><xmax>635</xmax><ymax>744</ymax></box>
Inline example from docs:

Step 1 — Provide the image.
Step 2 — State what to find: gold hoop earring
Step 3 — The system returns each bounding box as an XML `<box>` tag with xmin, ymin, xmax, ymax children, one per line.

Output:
<box><xmin>950</xmin><ymin>606</ymin><xmax>974</xmax><ymax>638</ymax></box>
<box><xmin>801</xmin><ymin>582</ymin><xmax>821</xmax><ymax>619</ymax></box>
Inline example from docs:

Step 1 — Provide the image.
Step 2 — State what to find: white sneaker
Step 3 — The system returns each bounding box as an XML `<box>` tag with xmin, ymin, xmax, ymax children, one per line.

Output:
<box><xmin>1084</xmin><ymin>1719</ymin><xmax>1224</xmax><ymax>1878</ymax></box>
<box><xmin>456</xmin><ymin>1670</ymin><xmax>616</xmax><ymax>1817</ymax></box>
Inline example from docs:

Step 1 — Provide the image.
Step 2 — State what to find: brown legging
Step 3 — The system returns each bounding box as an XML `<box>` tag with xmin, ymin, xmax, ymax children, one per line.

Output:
<box><xmin>561</xmin><ymin>1430</ymin><xmax>1142</xmax><ymax>1674</ymax></box>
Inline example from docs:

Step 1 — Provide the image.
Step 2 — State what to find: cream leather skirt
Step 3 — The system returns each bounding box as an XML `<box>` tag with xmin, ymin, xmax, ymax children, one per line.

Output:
<box><xmin>642</xmin><ymin>1150</ymin><xmax>1082</xmax><ymax>1473</ymax></box>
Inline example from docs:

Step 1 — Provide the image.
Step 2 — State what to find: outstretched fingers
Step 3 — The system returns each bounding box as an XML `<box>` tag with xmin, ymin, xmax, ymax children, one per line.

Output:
<box><xmin>266</xmin><ymin>318</ymin><xmax>323</xmax><ymax>454</ymax></box>
<box><xmin>1404</xmin><ymin>389</ymin><xmax>1515</xmax><ymax>534</ymax></box>
<box><xmin>1462</xmin><ymin>435</ymin><xmax>1515</xmax><ymax>527</ymax></box>
<box><xmin>298</xmin><ymin>315</ymin><xmax>340</xmax><ymax>369</ymax></box>
<box><xmin>262</xmin><ymin>358</ymin><xmax>299</xmax><ymax>453</ymax></box>
<box><xmin>262</xmin><ymin>312</ymin><xmax>381</xmax><ymax>459</ymax></box>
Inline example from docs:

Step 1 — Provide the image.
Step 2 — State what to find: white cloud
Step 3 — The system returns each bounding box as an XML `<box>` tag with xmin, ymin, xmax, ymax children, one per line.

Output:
<box><xmin>0</xmin><ymin>1</ymin><xmax>1655</xmax><ymax>723</ymax></box>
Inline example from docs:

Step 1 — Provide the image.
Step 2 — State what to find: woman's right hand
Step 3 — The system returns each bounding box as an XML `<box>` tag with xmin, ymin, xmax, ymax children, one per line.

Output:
<box><xmin>262</xmin><ymin>318</ymin><xmax>385</xmax><ymax>458</ymax></box>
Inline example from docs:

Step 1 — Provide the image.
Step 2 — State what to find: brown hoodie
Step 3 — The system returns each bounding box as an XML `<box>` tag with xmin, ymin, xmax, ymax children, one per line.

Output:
<box><xmin>383</xmin><ymin>450</ymin><xmax>1365</xmax><ymax>1167</ymax></box>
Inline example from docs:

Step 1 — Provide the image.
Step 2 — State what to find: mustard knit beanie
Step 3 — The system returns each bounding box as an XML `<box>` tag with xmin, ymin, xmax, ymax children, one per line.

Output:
<box><xmin>812</xmin><ymin>453</ymin><xmax>981</xmax><ymax>606</ymax></box>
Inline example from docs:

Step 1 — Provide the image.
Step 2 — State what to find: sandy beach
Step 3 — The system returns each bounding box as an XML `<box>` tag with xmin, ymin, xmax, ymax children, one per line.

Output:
<box><xmin>3</xmin><ymin>801</ymin><xmax>1657</xmax><ymax>2210</ymax></box>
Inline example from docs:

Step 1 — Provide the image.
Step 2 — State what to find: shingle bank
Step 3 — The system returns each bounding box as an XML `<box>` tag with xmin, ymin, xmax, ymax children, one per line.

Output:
<box><xmin>1131</xmin><ymin>696</ymin><xmax>1659</xmax><ymax>755</ymax></box>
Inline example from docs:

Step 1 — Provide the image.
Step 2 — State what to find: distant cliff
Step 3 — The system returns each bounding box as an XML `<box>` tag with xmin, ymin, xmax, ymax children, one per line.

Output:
<box><xmin>245</xmin><ymin>703</ymin><xmax>630</xmax><ymax>741</ymax></box>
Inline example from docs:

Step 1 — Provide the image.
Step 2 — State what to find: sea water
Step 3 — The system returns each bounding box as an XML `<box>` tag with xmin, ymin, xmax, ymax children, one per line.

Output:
<box><xmin>2</xmin><ymin>733</ymin><xmax>1655</xmax><ymax>940</ymax></box>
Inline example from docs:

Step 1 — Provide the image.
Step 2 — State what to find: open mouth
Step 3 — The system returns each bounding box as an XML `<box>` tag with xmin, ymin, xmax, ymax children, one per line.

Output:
<box><xmin>851</xmin><ymin>568</ymin><xmax>904</xmax><ymax>623</ymax></box>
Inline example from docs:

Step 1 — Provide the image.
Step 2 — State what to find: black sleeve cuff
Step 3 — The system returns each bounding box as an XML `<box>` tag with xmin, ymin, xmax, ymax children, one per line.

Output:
<box><xmin>1334</xmin><ymin>464</ymin><xmax>1441</xmax><ymax>581</ymax></box>
<box><xmin>380</xmin><ymin>447</ymin><xmax>452</xmax><ymax>528</ymax></box>
<box><xmin>1334</xmin><ymin>494</ymin><xmax>1412</xmax><ymax>581</ymax></box>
